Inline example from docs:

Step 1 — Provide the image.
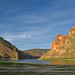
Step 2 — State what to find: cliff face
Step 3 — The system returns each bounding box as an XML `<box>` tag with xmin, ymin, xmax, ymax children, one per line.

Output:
<box><xmin>51</xmin><ymin>34</ymin><xmax>69</xmax><ymax>50</ymax></box>
<box><xmin>0</xmin><ymin>37</ymin><xmax>24</xmax><ymax>60</ymax></box>
<box><xmin>40</xmin><ymin>26</ymin><xmax>75</xmax><ymax>59</ymax></box>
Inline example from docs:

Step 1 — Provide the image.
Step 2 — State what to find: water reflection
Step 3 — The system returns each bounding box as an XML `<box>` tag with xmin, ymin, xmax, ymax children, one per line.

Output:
<box><xmin>51</xmin><ymin>60</ymin><xmax>75</xmax><ymax>65</ymax></box>
<box><xmin>7</xmin><ymin>59</ymin><xmax>75</xmax><ymax>65</ymax></box>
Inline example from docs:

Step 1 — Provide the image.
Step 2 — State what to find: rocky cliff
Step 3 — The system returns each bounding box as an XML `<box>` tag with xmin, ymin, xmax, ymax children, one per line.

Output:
<box><xmin>40</xmin><ymin>26</ymin><xmax>75</xmax><ymax>59</ymax></box>
<box><xmin>0</xmin><ymin>37</ymin><xmax>24</xmax><ymax>60</ymax></box>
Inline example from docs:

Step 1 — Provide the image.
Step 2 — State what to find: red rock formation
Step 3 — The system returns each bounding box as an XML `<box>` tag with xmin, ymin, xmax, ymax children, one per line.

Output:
<box><xmin>69</xmin><ymin>26</ymin><xmax>75</xmax><ymax>36</ymax></box>
<box><xmin>72</xmin><ymin>26</ymin><xmax>75</xmax><ymax>28</ymax></box>
<box><xmin>51</xmin><ymin>34</ymin><xmax>70</xmax><ymax>50</ymax></box>
<box><xmin>64</xmin><ymin>34</ymin><xmax>69</xmax><ymax>41</ymax></box>
<box><xmin>57</xmin><ymin>34</ymin><xmax>63</xmax><ymax>40</ymax></box>
<box><xmin>51</xmin><ymin>42</ymin><xmax>54</xmax><ymax>49</ymax></box>
<box><xmin>51</xmin><ymin>26</ymin><xmax>75</xmax><ymax>50</ymax></box>
<box><xmin>40</xmin><ymin>26</ymin><xmax>75</xmax><ymax>59</ymax></box>
<box><xmin>51</xmin><ymin>34</ymin><xmax>65</xmax><ymax>49</ymax></box>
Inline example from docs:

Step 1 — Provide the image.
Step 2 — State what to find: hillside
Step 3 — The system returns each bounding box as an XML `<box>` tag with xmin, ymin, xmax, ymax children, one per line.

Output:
<box><xmin>40</xmin><ymin>26</ymin><xmax>75</xmax><ymax>60</ymax></box>
<box><xmin>0</xmin><ymin>37</ymin><xmax>24</xmax><ymax>60</ymax></box>
<box><xmin>22</xmin><ymin>49</ymin><xmax>50</xmax><ymax>59</ymax></box>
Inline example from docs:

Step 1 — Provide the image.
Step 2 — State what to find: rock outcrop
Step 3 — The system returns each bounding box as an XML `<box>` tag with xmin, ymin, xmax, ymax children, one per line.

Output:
<box><xmin>69</xmin><ymin>26</ymin><xmax>75</xmax><ymax>35</ymax></box>
<box><xmin>40</xmin><ymin>26</ymin><xmax>75</xmax><ymax>59</ymax></box>
<box><xmin>51</xmin><ymin>34</ymin><xmax>69</xmax><ymax>50</ymax></box>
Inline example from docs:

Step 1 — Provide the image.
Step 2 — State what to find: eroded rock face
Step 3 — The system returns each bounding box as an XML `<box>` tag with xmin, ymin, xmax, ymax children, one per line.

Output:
<box><xmin>51</xmin><ymin>26</ymin><xmax>75</xmax><ymax>50</ymax></box>
<box><xmin>40</xmin><ymin>26</ymin><xmax>75</xmax><ymax>59</ymax></box>
<box><xmin>69</xmin><ymin>26</ymin><xmax>75</xmax><ymax>36</ymax></box>
<box><xmin>51</xmin><ymin>34</ymin><xmax>65</xmax><ymax>50</ymax></box>
<box><xmin>57</xmin><ymin>34</ymin><xmax>63</xmax><ymax>39</ymax></box>
<box><xmin>51</xmin><ymin>42</ymin><xmax>54</xmax><ymax>49</ymax></box>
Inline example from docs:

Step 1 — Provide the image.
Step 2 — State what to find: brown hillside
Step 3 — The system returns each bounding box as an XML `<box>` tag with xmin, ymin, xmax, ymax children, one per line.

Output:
<box><xmin>0</xmin><ymin>37</ymin><xmax>24</xmax><ymax>60</ymax></box>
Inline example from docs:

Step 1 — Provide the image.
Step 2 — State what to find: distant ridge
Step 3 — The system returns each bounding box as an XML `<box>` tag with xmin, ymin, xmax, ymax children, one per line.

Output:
<box><xmin>23</xmin><ymin>49</ymin><xmax>50</xmax><ymax>59</ymax></box>
<box><xmin>0</xmin><ymin>37</ymin><xmax>50</xmax><ymax>60</ymax></box>
<box><xmin>40</xmin><ymin>26</ymin><xmax>75</xmax><ymax>59</ymax></box>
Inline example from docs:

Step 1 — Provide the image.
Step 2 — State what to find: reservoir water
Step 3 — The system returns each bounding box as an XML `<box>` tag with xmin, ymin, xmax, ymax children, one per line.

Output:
<box><xmin>7</xmin><ymin>59</ymin><xmax>75</xmax><ymax>65</ymax></box>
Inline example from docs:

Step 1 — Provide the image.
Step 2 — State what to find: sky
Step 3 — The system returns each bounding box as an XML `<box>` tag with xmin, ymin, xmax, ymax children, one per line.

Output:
<box><xmin>0</xmin><ymin>0</ymin><xmax>75</xmax><ymax>50</ymax></box>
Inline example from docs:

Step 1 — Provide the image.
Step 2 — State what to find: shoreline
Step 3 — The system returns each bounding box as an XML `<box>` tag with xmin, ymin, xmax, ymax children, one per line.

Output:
<box><xmin>0</xmin><ymin>62</ymin><xmax>75</xmax><ymax>75</ymax></box>
<box><xmin>38</xmin><ymin>58</ymin><xmax>75</xmax><ymax>60</ymax></box>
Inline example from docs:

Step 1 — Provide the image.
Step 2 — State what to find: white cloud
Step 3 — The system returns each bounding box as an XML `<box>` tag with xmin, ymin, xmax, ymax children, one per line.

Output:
<box><xmin>3</xmin><ymin>33</ymin><xmax>32</xmax><ymax>41</ymax></box>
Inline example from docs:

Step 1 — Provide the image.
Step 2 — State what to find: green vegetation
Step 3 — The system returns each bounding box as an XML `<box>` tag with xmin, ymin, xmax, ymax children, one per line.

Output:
<box><xmin>0</xmin><ymin>61</ymin><xmax>44</xmax><ymax>67</ymax></box>
<box><xmin>39</xmin><ymin>58</ymin><xmax>75</xmax><ymax>60</ymax></box>
<box><xmin>0</xmin><ymin>72</ymin><xmax>75</xmax><ymax>75</ymax></box>
<box><xmin>0</xmin><ymin>62</ymin><xmax>75</xmax><ymax>75</ymax></box>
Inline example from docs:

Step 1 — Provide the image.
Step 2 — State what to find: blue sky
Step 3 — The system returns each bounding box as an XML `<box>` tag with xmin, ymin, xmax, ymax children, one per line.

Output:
<box><xmin>0</xmin><ymin>0</ymin><xmax>75</xmax><ymax>50</ymax></box>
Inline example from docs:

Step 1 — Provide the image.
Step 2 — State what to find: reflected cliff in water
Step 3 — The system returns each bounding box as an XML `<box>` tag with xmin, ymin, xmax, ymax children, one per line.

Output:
<box><xmin>51</xmin><ymin>60</ymin><xmax>75</xmax><ymax>65</ymax></box>
<box><xmin>7</xmin><ymin>59</ymin><xmax>75</xmax><ymax>65</ymax></box>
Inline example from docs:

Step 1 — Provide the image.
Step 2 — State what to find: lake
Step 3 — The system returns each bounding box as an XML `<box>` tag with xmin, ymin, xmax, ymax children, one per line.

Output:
<box><xmin>7</xmin><ymin>59</ymin><xmax>75</xmax><ymax>65</ymax></box>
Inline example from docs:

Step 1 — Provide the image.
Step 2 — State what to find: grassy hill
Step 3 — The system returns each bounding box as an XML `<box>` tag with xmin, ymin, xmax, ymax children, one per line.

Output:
<box><xmin>22</xmin><ymin>49</ymin><xmax>50</xmax><ymax>59</ymax></box>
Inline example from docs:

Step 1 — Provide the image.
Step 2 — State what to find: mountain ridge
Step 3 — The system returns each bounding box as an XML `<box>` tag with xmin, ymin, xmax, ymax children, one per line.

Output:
<box><xmin>0</xmin><ymin>37</ymin><xmax>50</xmax><ymax>60</ymax></box>
<box><xmin>23</xmin><ymin>49</ymin><xmax>50</xmax><ymax>59</ymax></box>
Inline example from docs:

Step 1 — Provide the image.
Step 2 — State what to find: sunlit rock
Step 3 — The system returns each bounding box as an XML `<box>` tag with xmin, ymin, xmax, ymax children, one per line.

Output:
<box><xmin>40</xmin><ymin>26</ymin><xmax>75</xmax><ymax>59</ymax></box>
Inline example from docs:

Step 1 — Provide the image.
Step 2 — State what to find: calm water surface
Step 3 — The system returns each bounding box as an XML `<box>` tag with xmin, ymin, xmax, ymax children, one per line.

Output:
<box><xmin>7</xmin><ymin>59</ymin><xmax>75</xmax><ymax>65</ymax></box>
